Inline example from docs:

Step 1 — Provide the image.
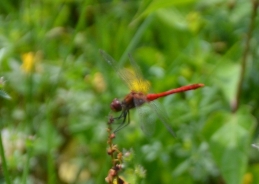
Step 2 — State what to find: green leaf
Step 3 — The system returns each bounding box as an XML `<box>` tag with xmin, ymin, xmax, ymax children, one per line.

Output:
<box><xmin>156</xmin><ymin>8</ymin><xmax>188</xmax><ymax>30</ymax></box>
<box><xmin>201</xmin><ymin>111</ymin><xmax>227</xmax><ymax>140</ymax></box>
<box><xmin>204</xmin><ymin>107</ymin><xmax>255</xmax><ymax>184</ymax></box>
<box><xmin>135</xmin><ymin>0</ymin><xmax>197</xmax><ymax>21</ymax></box>
<box><xmin>0</xmin><ymin>90</ymin><xmax>11</xmax><ymax>99</ymax></box>
<box><xmin>144</xmin><ymin>0</ymin><xmax>197</xmax><ymax>15</ymax></box>
<box><xmin>213</xmin><ymin>62</ymin><xmax>240</xmax><ymax>103</ymax></box>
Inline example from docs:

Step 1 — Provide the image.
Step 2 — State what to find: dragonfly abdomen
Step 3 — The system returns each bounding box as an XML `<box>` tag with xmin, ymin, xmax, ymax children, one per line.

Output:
<box><xmin>146</xmin><ymin>84</ymin><xmax>204</xmax><ymax>101</ymax></box>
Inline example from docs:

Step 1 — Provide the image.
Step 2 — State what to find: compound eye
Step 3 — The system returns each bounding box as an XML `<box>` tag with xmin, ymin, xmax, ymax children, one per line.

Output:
<box><xmin>110</xmin><ymin>98</ymin><xmax>122</xmax><ymax>112</ymax></box>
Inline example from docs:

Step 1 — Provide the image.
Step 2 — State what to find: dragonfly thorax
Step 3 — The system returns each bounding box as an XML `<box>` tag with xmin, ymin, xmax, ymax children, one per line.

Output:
<box><xmin>122</xmin><ymin>91</ymin><xmax>147</xmax><ymax>110</ymax></box>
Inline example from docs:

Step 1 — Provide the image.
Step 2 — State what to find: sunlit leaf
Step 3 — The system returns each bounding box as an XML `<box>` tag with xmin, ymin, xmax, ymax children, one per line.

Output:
<box><xmin>156</xmin><ymin>8</ymin><xmax>188</xmax><ymax>30</ymax></box>
<box><xmin>204</xmin><ymin>106</ymin><xmax>256</xmax><ymax>184</ymax></box>
<box><xmin>135</xmin><ymin>0</ymin><xmax>197</xmax><ymax>22</ymax></box>
<box><xmin>0</xmin><ymin>90</ymin><xmax>11</xmax><ymax>99</ymax></box>
<box><xmin>213</xmin><ymin>62</ymin><xmax>240</xmax><ymax>103</ymax></box>
<box><xmin>142</xmin><ymin>0</ymin><xmax>197</xmax><ymax>17</ymax></box>
<box><xmin>252</xmin><ymin>143</ymin><xmax>259</xmax><ymax>150</ymax></box>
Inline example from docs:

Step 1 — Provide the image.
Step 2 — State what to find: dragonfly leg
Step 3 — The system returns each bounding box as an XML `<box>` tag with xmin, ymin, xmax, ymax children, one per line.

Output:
<box><xmin>114</xmin><ymin>110</ymin><xmax>130</xmax><ymax>133</ymax></box>
<box><xmin>112</xmin><ymin>109</ymin><xmax>127</xmax><ymax>123</ymax></box>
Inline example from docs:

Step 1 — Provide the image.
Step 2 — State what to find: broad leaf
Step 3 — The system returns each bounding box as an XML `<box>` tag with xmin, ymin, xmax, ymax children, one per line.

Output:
<box><xmin>203</xmin><ymin>107</ymin><xmax>255</xmax><ymax>184</ymax></box>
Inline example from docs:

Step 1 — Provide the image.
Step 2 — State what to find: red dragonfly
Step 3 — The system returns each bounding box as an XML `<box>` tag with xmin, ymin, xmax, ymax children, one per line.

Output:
<box><xmin>100</xmin><ymin>49</ymin><xmax>204</xmax><ymax>136</ymax></box>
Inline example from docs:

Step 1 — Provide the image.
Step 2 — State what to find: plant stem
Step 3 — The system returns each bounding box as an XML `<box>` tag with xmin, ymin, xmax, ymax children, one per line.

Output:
<box><xmin>22</xmin><ymin>139</ymin><xmax>33</xmax><ymax>184</ymax></box>
<box><xmin>233</xmin><ymin>0</ymin><xmax>259</xmax><ymax>112</ymax></box>
<box><xmin>0</xmin><ymin>133</ymin><xmax>11</xmax><ymax>184</ymax></box>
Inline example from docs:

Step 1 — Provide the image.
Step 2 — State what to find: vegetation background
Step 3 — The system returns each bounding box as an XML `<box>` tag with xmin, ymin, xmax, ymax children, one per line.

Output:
<box><xmin>0</xmin><ymin>0</ymin><xmax>259</xmax><ymax>184</ymax></box>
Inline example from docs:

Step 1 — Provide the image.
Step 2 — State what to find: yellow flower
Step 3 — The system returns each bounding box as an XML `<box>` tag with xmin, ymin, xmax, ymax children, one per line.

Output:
<box><xmin>93</xmin><ymin>72</ymin><xmax>106</xmax><ymax>92</ymax></box>
<box><xmin>21</xmin><ymin>52</ymin><xmax>36</xmax><ymax>73</ymax></box>
<box><xmin>243</xmin><ymin>173</ymin><xmax>253</xmax><ymax>184</ymax></box>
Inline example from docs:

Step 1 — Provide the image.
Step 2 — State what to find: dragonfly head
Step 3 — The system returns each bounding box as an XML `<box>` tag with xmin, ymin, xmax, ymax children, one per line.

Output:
<box><xmin>110</xmin><ymin>98</ymin><xmax>122</xmax><ymax>112</ymax></box>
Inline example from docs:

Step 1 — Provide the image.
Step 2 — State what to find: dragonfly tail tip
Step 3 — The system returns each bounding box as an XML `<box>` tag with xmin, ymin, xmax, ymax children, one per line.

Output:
<box><xmin>198</xmin><ymin>83</ymin><xmax>205</xmax><ymax>87</ymax></box>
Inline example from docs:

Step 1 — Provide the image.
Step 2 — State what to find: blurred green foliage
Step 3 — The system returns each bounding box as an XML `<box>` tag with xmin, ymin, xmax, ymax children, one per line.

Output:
<box><xmin>0</xmin><ymin>0</ymin><xmax>259</xmax><ymax>184</ymax></box>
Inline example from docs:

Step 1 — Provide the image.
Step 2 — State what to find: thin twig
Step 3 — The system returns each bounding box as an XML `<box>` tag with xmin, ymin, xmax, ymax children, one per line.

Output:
<box><xmin>233</xmin><ymin>0</ymin><xmax>259</xmax><ymax>112</ymax></box>
<box><xmin>105</xmin><ymin>116</ymin><xmax>125</xmax><ymax>184</ymax></box>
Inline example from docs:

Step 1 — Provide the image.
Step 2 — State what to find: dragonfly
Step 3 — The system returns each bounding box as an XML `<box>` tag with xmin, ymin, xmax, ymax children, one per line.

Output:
<box><xmin>100</xmin><ymin>49</ymin><xmax>204</xmax><ymax>136</ymax></box>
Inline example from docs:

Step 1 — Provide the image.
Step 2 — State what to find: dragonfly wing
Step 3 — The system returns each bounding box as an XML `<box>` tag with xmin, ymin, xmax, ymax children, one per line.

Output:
<box><xmin>128</xmin><ymin>54</ymin><xmax>150</xmax><ymax>93</ymax></box>
<box><xmin>100</xmin><ymin>50</ymin><xmax>141</xmax><ymax>90</ymax></box>
<box><xmin>134</xmin><ymin>104</ymin><xmax>156</xmax><ymax>136</ymax></box>
<box><xmin>133</xmin><ymin>97</ymin><xmax>156</xmax><ymax>136</ymax></box>
<box><xmin>100</xmin><ymin>50</ymin><xmax>132</xmax><ymax>88</ymax></box>
<box><xmin>148</xmin><ymin>101</ymin><xmax>176</xmax><ymax>137</ymax></box>
<box><xmin>128</xmin><ymin>54</ymin><xmax>144</xmax><ymax>82</ymax></box>
<box><xmin>100</xmin><ymin>50</ymin><xmax>150</xmax><ymax>93</ymax></box>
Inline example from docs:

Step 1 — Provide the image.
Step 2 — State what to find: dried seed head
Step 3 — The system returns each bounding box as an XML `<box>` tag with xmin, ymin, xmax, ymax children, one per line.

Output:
<box><xmin>110</xmin><ymin>133</ymin><xmax>116</xmax><ymax>139</ymax></box>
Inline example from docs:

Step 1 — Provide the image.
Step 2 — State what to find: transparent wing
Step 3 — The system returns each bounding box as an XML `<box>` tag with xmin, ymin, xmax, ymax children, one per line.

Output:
<box><xmin>128</xmin><ymin>54</ymin><xmax>150</xmax><ymax>93</ymax></box>
<box><xmin>100</xmin><ymin>49</ymin><xmax>150</xmax><ymax>93</ymax></box>
<box><xmin>128</xmin><ymin>54</ymin><xmax>144</xmax><ymax>84</ymax></box>
<box><xmin>133</xmin><ymin>99</ymin><xmax>175</xmax><ymax>137</ymax></box>
<box><xmin>100</xmin><ymin>49</ymin><xmax>134</xmax><ymax>89</ymax></box>
<box><xmin>148</xmin><ymin>101</ymin><xmax>176</xmax><ymax>137</ymax></box>
<box><xmin>134</xmin><ymin>100</ymin><xmax>156</xmax><ymax>136</ymax></box>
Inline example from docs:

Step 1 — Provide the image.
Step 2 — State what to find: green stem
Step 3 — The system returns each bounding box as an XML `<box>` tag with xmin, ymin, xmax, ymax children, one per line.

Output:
<box><xmin>47</xmin><ymin>115</ymin><xmax>55</xmax><ymax>184</ymax></box>
<box><xmin>233</xmin><ymin>0</ymin><xmax>259</xmax><ymax>112</ymax></box>
<box><xmin>0</xmin><ymin>133</ymin><xmax>11</xmax><ymax>184</ymax></box>
<box><xmin>21</xmin><ymin>139</ymin><xmax>33</xmax><ymax>184</ymax></box>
